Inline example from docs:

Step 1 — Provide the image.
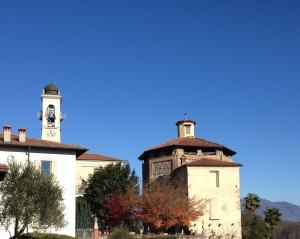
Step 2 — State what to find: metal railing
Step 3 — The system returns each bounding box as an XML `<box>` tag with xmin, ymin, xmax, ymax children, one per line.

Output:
<box><xmin>75</xmin><ymin>228</ymin><xmax>93</xmax><ymax>239</ymax></box>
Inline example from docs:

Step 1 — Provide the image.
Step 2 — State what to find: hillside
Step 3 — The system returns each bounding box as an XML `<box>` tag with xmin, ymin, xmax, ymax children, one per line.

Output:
<box><xmin>241</xmin><ymin>198</ymin><xmax>300</xmax><ymax>222</ymax></box>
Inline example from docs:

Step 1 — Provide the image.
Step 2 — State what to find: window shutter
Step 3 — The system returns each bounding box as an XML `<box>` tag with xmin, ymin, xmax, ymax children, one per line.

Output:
<box><xmin>34</xmin><ymin>160</ymin><xmax>41</xmax><ymax>169</ymax></box>
<box><xmin>51</xmin><ymin>160</ymin><xmax>57</xmax><ymax>178</ymax></box>
<box><xmin>209</xmin><ymin>197</ymin><xmax>221</xmax><ymax>219</ymax></box>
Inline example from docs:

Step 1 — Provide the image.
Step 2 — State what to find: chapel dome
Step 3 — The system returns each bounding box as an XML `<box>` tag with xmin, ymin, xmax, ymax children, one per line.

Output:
<box><xmin>44</xmin><ymin>83</ymin><xmax>59</xmax><ymax>95</ymax></box>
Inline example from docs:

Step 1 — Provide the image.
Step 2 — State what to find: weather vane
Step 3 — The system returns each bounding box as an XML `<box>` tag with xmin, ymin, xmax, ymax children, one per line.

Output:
<box><xmin>184</xmin><ymin>113</ymin><xmax>187</xmax><ymax>120</ymax></box>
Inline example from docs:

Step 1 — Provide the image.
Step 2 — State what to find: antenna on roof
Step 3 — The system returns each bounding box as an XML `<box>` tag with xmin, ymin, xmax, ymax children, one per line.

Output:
<box><xmin>184</xmin><ymin>113</ymin><xmax>188</xmax><ymax>120</ymax></box>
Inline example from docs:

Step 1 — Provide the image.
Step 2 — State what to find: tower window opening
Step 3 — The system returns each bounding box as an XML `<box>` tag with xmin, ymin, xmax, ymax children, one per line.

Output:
<box><xmin>185</xmin><ymin>125</ymin><xmax>191</xmax><ymax>134</ymax></box>
<box><xmin>46</xmin><ymin>105</ymin><xmax>56</xmax><ymax>127</ymax></box>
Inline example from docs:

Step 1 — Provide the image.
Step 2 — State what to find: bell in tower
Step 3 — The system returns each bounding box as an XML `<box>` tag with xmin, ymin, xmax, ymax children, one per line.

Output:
<box><xmin>46</xmin><ymin>105</ymin><xmax>56</xmax><ymax>127</ymax></box>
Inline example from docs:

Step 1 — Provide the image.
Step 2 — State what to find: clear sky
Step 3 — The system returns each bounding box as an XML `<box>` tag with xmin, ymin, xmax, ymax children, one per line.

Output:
<box><xmin>0</xmin><ymin>1</ymin><xmax>299</xmax><ymax>206</ymax></box>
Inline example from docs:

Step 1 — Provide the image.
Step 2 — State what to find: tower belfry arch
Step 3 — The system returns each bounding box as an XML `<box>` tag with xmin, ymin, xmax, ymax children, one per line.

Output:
<box><xmin>38</xmin><ymin>83</ymin><xmax>64</xmax><ymax>142</ymax></box>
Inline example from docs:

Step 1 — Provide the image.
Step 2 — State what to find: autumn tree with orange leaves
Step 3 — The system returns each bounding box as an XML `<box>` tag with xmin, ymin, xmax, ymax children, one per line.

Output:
<box><xmin>136</xmin><ymin>176</ymin><xmax>205</xmax><ymax>232</ymax></box>
<box><xmin>105</xmin><ymin>187</ymin><xmax>139</xmax><ymax>226</ymax></box>
<box><xmin>104</xmin><ymin>176</ymin><xmax>204</xmax><ymax>232</ymax></box>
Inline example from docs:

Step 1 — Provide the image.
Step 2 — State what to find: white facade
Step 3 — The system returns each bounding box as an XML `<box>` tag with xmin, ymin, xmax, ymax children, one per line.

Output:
<box><xmin>0</xmin><ymin>146</ymin><xmax>79</xmax><ymax>238</ymax></box>
<box><xmin>186</xmin><ymin>166</ymin><xmax>242</xmax><ymax>238</ymax></box>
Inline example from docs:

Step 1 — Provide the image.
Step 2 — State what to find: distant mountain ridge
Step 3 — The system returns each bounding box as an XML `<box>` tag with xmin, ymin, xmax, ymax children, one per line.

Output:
<box><xmin>240</xmin><ymin>198</ymin><xmax>300</xmax><ymax>222</ymax></box>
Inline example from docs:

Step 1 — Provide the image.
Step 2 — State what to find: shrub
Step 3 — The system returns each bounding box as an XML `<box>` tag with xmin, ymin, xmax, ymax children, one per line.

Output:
<box><xmin>109</xmin><ymin>226</ymin><xmax>134</xmax><ymax>239</ymax></box>
<box><xmin>20</xmin><ymin>233</ymin><xmax>75</xmax><ymax>239</ymax></box>
<box><xmin>143</xmin><ymin>237</ymin><xmax>177</xmax><ymax>239</ymax></box>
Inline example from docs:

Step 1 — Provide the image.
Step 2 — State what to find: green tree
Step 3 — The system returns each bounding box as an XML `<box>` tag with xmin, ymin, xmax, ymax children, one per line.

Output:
<box><xmin>0</xmin><ymin>156</ymin><xmax>66</xmax><ymax>239</ymax></box>
<box><xmin>264</xmin><ymin>207</ymin><xmax>282</xmax><ymax>238</ymax></box>
<box><xmin>76</xmin><ymin>197</ymin><xmax>92</xmax><ymax>229</ymax></box>
<box><xmin>241</xmin><ymin>193</ymin><xmax>282</xmax><ymax>239</ymax></box>
<box><xmin>83</xmin><ymin>162</ymin><xmax>138</xmax><ymax>222</ymax></box>
<box><xmin>243</xmin><ymin>193</ymin><xmax>260</xmax><ymax>213</ymax></box>
<box><xmin>242</xmin><ymin>211</ymin><xmax>268</xmax><ymax>239</ymax></box>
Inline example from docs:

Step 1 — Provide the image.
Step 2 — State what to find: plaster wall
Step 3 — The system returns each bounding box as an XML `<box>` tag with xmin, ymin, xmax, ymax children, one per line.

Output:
<box><xmin>76</xmin><ymin>160</ymin><xmax>120</xmax><ymax>196</ymax></box>
<box><xmin>177</xmin><ymin>123</ymin><xmax>195</xmax><ymax>137</ymax></box>
<box><xmin>187</xmin><ymin>166</ymin><xmax>242</xmax><ymax>238</ymax></box>
<box><xmin>0</xmin><ymin>148</ymin><xmax>76</xmax><ymax>238</ymax></box>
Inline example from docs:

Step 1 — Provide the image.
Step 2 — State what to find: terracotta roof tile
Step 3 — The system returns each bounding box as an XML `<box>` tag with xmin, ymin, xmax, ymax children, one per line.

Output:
<box><xmin>147</xmin><ymin>137</ymin><xmax>225</xmax><ymax>150</ymax></box>
<box><xmin>185</xmin><ymin>158</ymin><xmax>242</xmax><ymax>167</ymax></box>
<box><xmin>139</xmin><ymin>137</ymin><xmax>236</xmax><ymax>159</ymax></box>
<box><xmin>0</xmin><ymin>133</ymin><xmax>88</xmax><ymax>157</ymax></box>
<box><xmin>0</xmin><ymin>164</ymin><xmax>8</xmax><ymax>169</ymax></box>
<box><xmin>77</xmin><ymin>153</ymin><xmax>125</xmax><ymax>162</ymax></box>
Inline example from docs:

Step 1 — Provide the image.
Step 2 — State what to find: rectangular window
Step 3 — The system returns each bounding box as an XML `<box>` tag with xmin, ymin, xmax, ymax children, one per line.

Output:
<box><xmin>35</xmin><ymin>160</ymin><xmax>57</xmax><ymax>178</ymax></box>
<box><xmin>41</xmin><ymin>161</ymin><xmax>51</xmax><ymax>177</ymax></box>
<box><xmin>185</xmin><ymin>125</ymin><xmax>191</xmax><ymax>134</ymax></box>
<box><xmin>209</xmin><ymin>171</ymin><xmax>219</xmax><ymax>188</ymax></box>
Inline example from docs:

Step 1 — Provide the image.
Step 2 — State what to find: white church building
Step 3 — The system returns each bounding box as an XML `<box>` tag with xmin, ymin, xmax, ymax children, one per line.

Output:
<box><xmin>0</xmin><ymin>84</ymin><xmax>123</xmax><ymax>238</ymax></box>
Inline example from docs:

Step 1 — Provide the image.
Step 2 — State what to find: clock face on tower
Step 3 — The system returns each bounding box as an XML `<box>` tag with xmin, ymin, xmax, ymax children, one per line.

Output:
<box><xmin>47</xmin><ymin>129</ymin><xmax>56</xmax><ymax>137</ymax></box>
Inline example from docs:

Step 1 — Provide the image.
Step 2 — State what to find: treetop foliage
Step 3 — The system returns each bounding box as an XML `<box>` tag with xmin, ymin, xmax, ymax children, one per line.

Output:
<box><xmin>105</xmin><ymin>187</ymin><xmax>139</xmax><ymax>226</ymax></box>
<box><xmin>243</xmin><ymin>193</ymin><xmax>260</xmax><ymax>213</ymax></box>
<box><xmin>84</xmin><ymin>162</ymin><xmax>139</xmax><ymax>218</ymax></box>
<box><xmin>264</xmin><ymin>207</ymin><xmax>282</xmax><ymax>230</ymax></box>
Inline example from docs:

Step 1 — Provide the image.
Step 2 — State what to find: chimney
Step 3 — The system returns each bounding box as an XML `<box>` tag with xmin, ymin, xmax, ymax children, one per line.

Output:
<box><xmin>18</xmin><ymin>127</ymin><xmax>26</xmax><ymax>143</ymax></box>
<box><xmin>176</xmin><ymin>119</ymin><xmax>196</xmax><ymax>138</ymax></box>
<box><xmin>3</xmin><ymin>125</ymin><xmax>12</xmax><ymax>143</ymax></box>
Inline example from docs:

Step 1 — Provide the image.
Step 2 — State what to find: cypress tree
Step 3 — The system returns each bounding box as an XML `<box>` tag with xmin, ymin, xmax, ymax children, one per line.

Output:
<box><xmin>76</xmin><ymin>197</ymin><xmax>92</xmax><ymax>229</ymax></box>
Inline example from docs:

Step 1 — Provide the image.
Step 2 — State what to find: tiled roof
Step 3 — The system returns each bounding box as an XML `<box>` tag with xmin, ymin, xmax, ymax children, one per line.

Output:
<box><xmin>173</xmin><ymin>159</ymin><xmax>242</xmax><ymax>173</ymax></box>
<box><xmin>139</xmin><ymin>137</ymin><xmax>236</xmax><ymax>159</ymax></box>
<box><xmin>77</xmin><ymin>153</ymin><xmax>125</xmax><ymax>162</ymax></box>
<box><xmin>185</xmin><ymin>158</ymin><xmax>242</xmax><ymax>167</ymax></box>
<box><xmin>147</xmin><ymin>137</ymin><xmax>225</xmax><ymax>150</ymax></box>
<box><xmin>0</xmin><ymin>133</ymin><xmax>88</xmax><ymax>157</ymax></box>
<box><xmin>0</xmin><ymin>164</ymin><xmax>8</xmax><ymax>170</ymax></box>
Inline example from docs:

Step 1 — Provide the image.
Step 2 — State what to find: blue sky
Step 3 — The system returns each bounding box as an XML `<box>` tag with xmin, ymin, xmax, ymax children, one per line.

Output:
<box><xmin>0</xmin><ymin>1</ymin><xmax>299</xmax><ymax>206</ymax></box>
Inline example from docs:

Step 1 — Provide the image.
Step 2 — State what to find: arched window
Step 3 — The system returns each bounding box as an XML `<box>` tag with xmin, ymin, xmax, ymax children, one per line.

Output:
<box><xmin>46</xmin><ymin>105</ymin><xmax>55</xmax><ymax>127</ymax></box>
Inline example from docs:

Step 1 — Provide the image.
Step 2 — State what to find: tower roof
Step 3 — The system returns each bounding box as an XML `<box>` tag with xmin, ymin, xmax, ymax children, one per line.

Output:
<box><xmin>138</xmin><ymin>136</ymin><xmax>236</xmax><ymax>160</ymax></box>
<box><xmin>175</xmin><ymin>119</ymin><xmax>196</xmax><ymax>126</ymax></box>
<box><xmin>44</xmin><ymin>83</ymin><xmax>59</xmax><ymax>95</ymax></box>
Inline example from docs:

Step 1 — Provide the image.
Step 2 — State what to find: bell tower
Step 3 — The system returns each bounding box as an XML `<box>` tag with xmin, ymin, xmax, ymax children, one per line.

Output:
<box><xmin>38</xmin><ymin>83</ymin><xmax>64</xmax><ymax>142</ymax></box>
